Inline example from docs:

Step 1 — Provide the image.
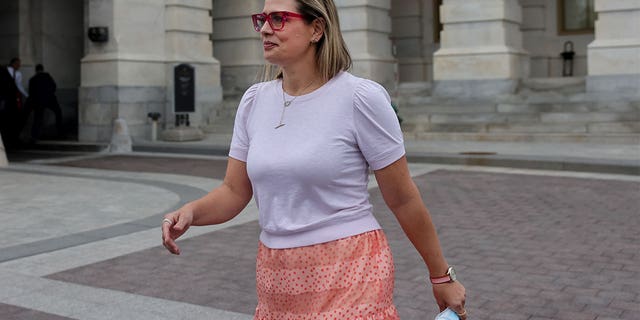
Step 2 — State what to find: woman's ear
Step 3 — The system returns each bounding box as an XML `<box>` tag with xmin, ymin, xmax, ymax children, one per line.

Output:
<box><xmin>311</xmin><ymin>17</ymin><xmax>326</xmax><ymax>42</ymax></box>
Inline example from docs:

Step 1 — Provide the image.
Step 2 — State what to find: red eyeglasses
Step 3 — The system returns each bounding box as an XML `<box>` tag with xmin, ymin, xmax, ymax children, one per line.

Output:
<box><xmin>251</xmin><ymin>11</ymin><xmax>305</xmax><ymax>32</ymax></box>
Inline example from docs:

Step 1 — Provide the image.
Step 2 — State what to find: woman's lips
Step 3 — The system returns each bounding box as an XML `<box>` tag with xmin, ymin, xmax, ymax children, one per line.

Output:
<box><xmin>263</xmin><ymin>41</ymin><xmax>277</xmax><ymax>50</ymax></box>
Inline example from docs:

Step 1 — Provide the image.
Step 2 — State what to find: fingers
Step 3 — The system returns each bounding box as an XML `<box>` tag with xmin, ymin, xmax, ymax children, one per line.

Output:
<box><xmin>451</xmin><ymin>285</ymin><xmax>467</xmax><ymax>320</ymax></box>
<box><xmin>161</xmin><ymin>214</ymin><xmax>181</xmax><ymax>255</ymax></box>
<box><xmin>452</xmin><ymin>307</ymin><xmax>467</xmax><ymax>320</ymax></box>
<box><xmin>453</xmin><ymin>289</ymin><xmax>467</xmax><ymax>319</ymax></box>
<box><xmin>161</xmin><ymin>207</ymin><xmax>194</xmax><ymax>255</ymax></box>
<box><xmin>173</xmin><ymin>213</ymin><xmax>188</xmax><ymax>231</ymax></box>
<box><xmin>433</xmin><ymin>281</ymin><xmax>467</xmax><ymax>318</ymax></box>
<box><xmin>163</xmin><ymin>237</ymin><xmax>181</xmax><ymax>255</ymax></box>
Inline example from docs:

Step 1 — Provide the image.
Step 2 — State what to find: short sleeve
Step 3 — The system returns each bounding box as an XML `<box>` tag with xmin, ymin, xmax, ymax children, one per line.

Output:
<box><xmin>229</xmin><ymin>84</ymin><xmax>259</xmax><ymax>162</ymax></box>
<box><xmin>353</xmin><ymin>79</ymin><xmax>405</xmax><ymax>170</ymax></box>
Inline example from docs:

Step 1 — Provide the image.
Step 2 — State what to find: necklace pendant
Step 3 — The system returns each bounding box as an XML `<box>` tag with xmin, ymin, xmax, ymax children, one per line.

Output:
<box><xmin>284</xmin><ymin>101</ymin><xmax>292</xmax><ymax>107</ymax></box>
<box><xmin>275</xmin><ymin>123</ymin><xmax>285</xmax><ymax>129</ymax></box>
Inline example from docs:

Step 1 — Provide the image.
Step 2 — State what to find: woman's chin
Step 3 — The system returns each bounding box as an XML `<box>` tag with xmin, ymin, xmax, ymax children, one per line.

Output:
<box><xmin>263</xmin><ymin>54</ymin><xmax>280</xmax><ymax>65</ymax></box>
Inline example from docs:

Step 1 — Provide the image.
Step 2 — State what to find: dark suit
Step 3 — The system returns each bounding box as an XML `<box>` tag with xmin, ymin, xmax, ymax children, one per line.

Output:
<box><xmin>28</xmin><ymin>71</ymin><xmax>63</xmax><ymax>140</ymax></box>
<box><xmin>0</xmin><ymin>66</ymin><xmax>21</xmax><ymax>149</ymax></box>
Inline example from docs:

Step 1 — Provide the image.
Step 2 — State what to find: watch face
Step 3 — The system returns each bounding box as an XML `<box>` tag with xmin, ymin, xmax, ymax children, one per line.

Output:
<box><xmin>448</xmin><ymin>267</ymin><xmax>457</xmax><ymax>282</ymax></box>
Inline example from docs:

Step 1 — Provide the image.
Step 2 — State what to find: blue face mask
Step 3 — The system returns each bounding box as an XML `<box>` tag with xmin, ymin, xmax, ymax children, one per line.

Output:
<box><xmin>435</xmin><ymin>308</ymin><xmax>460</xmax><ymax>320</ymax></box>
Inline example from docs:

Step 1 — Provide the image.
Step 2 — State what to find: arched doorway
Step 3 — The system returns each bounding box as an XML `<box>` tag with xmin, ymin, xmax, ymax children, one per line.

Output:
<box><xmin>0</xmin><ymin>0</ymin><xmax>84</xmax><ymax>140</ymax></box>
<box><xmin>390</xmin><ymin>0</ymin><xmax>440</xmax><ymax>83</ymax></box>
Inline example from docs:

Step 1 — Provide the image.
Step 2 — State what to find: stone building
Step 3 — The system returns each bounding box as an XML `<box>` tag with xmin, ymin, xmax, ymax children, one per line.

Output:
<box><xmin>0</xmin><ymin>0</ymin><xmax>637</xmax><ymax>143</ymax></box>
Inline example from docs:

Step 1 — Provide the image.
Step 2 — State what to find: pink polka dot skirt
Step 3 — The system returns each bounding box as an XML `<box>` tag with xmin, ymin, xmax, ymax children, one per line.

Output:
<box><xmin>254</xmin><ymin>229</ymin><xmax>399</xmax><ymax>319</ymax></box>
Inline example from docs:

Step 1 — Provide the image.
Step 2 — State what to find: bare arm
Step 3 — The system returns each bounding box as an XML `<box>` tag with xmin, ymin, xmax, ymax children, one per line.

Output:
<box><xmin>188</xmin><ymin>157</ymin><xmax>253</xmax><ymax>225</ymax></box>
<box><xmin>374</xmin><ymin>156</ymin><xmax>466</xmax><ymax>316</ymax></box>
<box><xmin>162</xmin><ymin>157</ymin><xmax>252</xmax><ymax>254</ymax></box>
<box><xmin>374</xmin><ymin>156</ymin><xmax>448</xmax><ymax>276</ymax></box>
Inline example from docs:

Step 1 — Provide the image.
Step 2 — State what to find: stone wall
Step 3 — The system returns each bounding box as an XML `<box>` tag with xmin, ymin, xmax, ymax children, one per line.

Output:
<box><xmin>587</xmin><ymin>0</ymin><xmax>640</xmax><ymax>94</ymax></box>
<box><xmin>79</xmin><ymin>0</ymin><xmax>222</xmax><ymax>142</ymax></box>
<box><xmin>432</xmin><ymin>0</ymin><xmax>528</xmax><ymax>98</ymax></box>
<box><xmin>390</xmin><ymin>0</ymin><xmax>437</xmax><ymax>83</ymax></box>
<box><xmin>521</xmin><ymin>0</ymin><xmax>593</xmax><ymax>78</ymax></box>
<box><xmin>0</xmin><ymin>0</ymin><xmax>19</xmax><ymax>64</ymax></box>
<box><xmin>212</xmin><ymin>0</ymin><xmax>263</xmax><ymax>97</ymax></box>
<box><xmin>340</xmin><ymin>0</ymin><xmax>397</xmax><ymax>91</ymax></box>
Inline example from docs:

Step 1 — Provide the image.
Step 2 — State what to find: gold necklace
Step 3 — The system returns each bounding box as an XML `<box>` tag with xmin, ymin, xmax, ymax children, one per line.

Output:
<box><xmin>275</xmin><ymin>78</ymin><xmax>316</xmax><ymax>129</ymax></box>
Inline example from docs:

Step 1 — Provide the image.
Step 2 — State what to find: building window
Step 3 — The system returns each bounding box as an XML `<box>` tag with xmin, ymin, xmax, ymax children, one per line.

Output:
<box><xmin>434</xmin><ymin>0</ymin><xmax>443</xmax><ymax>42</ymax></box>
<box><xmin>558</xmin><ymin>0</ymin><xmax>595</xmax><ymax>34</ymax></box>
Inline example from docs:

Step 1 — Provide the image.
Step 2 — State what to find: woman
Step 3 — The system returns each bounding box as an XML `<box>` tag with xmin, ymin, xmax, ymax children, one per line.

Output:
<box><xmin>162</xmin><ymin>0</ymin><xmax>467</xmax><ymax>318</ymax></box>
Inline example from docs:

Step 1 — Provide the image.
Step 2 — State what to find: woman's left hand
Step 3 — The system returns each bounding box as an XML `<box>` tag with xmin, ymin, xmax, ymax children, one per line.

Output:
<box><xmin>432</xmin><ymin>281</ymin><xmax>467</xmax><ymax>320</ymax></box>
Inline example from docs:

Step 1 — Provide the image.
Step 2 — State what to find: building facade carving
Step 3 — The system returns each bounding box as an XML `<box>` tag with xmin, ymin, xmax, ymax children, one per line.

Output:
<box><xmin>0</xmin><ymin>0</ymin><xmax>636</xmax><ymax>143</ymax></box>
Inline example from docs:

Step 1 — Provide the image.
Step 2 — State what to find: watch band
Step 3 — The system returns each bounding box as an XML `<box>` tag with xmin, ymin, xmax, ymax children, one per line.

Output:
<box><xmin>429</xmin><ymin>274</ymin><xmax>452</xmax><ymax>284</ymax></box>
<box><xmin>429</xmin><ymin>266</ymin><xmax>456</xmax><ymax>284</ymax></box>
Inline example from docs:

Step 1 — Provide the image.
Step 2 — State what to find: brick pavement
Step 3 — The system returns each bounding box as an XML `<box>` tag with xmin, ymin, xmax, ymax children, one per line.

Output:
<box><xmin>43</xmin><ymin>158</ymin><xmax>640</xmax><ymax>320</ymax></box>
<box><xmin>0</xmin><ymin>303</ymin><xmax>73</xmax><ymax>320</ymax></box>
<box><xmin>57</xmin><ymin>155</ymin><xmax>228</xmax><ymax>179</ymax></box>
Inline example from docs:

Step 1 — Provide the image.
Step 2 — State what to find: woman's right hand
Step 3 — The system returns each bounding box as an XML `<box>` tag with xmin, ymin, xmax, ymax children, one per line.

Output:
<box><xmin>161</xmin><ymin>205</ymin><xmax>194</xmax><ymax>255</ymax></box>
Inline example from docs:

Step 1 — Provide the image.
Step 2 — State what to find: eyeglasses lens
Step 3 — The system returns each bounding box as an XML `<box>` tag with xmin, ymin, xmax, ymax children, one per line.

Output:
<box><xmin>253</xmin><ymin>15</ymin><xmax>264</xmax><ymax>31</ymax></box>
<box><xmin>253</xmin><ymin>12</ymin><xmax>287</xmax><ymax>31</ymax></box>
<box><xmin>269</xmin><ymin>13</ymin><xmax>284</xmax><ymax>29</ymax></box>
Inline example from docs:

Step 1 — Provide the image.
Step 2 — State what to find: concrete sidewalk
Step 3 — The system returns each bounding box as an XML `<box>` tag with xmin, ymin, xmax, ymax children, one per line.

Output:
<box><xmin>1</xmin><ymin>136</ymin><xmax>639</xmax><ymax>319</ymax></box>
<box><xmin>0</xmin><ymin>156</ymin><xmax>257</xmax><ymax>320</ymax></box>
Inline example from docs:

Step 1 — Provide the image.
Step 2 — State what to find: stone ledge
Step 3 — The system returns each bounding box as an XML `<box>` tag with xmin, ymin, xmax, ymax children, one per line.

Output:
<box><xmin>0</xmin><ymin>136</ymin><xmax>7</xmax><ymax>167</ymax></box>
<box><xmin>161</xmin><ymin>127</ymin><xmax>205</xmax><ymax>142</ymax></box>
<box><xmin>432</xmin><ymin>79</ymin><xmax>519</xmax><ymax>98</ymax></box>
<box><xmin>406</xmin><ymin>132</ymin><xmax>640</xmax><ymax>144</ymax></box>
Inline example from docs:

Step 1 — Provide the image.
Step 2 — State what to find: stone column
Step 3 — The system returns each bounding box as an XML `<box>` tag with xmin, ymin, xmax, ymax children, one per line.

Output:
<box><xmin>0</xmin><ymin>1</ymin><xmax>18</xmax><ymax>62</ymax></box>
<box><xmin>79</xmin><ymin>0</ymin><xmax>167</xmax><ymax>142</ymax></box>
<box><xmin>0</xmin><ymin>133</ymin><xmax>7</xmax><ymax>167</ymax></box>
<box><xmin>587</xmin><ymin>0</ymin><xmax>640</xmax><ymax>94</ymax></box>
<box><xmin>18</xmin><ymin>0</ymin><xmax>35</xmax><ymax>72</ymax></box>
<box><xmin>30</xmin><ymin>0</ymin><xmax>83</xmax><ymax>139</ymax></box>
<box><xmin>338</xmin><ymin>0</ymin><xmax>397</xmax><ymax>91</ymax></box>
<box><xmin>212</xmin><ymin>0</ymin><xmax>263</xmax><ymax>97</ymax></box>
<box><xmin>79</xmin><ymin>0</ymin><xmax>222</xmax><ymax>143</ymax></box>
<box><xmin>165</xmin><ymin>0</ymin><xmax>222</xmax><ymax>131</ymax></box>
<box><xmin>432</xmin><ymin>0</ymin><xmax>528</xmax><ymax>98</ymax></box>
<box><xmin>391</xmin><ymin>0</ymin><xmax>435</xmax><ymax>83</ymax></box>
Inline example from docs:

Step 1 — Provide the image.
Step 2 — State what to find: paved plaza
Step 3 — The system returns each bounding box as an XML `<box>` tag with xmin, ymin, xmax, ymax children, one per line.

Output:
<box><xmin>0</xmin><ymin>146</ymin><xmax>639</xmax><ymax>319</ymax></box>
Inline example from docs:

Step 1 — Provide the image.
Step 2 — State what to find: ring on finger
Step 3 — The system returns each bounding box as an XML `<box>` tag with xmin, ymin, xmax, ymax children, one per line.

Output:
<box><xmin>162</xmin><ymin>218</ymin><xmax>173</xmax><ymax>225</ymax></box>
<box><xmin>456</xmin><ymin>309</ymin><xmax>467</xmax><ymax>317</ymax></box>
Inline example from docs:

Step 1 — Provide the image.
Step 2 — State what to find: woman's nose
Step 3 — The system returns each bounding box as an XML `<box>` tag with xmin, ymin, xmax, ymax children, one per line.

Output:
<box><xmin>260</xmin><ymin>21</ymin><xmax>273</xmax><ymax>34</ymax></box>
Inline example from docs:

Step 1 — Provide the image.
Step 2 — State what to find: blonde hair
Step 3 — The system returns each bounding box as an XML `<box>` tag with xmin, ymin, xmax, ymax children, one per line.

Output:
<box><xmin>260</xmin><ymin>0</ymin><xmax>352</xmax><ymax>82</ymax></box>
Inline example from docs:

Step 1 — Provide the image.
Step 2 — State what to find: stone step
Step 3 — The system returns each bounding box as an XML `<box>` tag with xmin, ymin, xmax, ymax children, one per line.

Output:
<box><xmin>521</xmin><ymin>91</ymin><xmax>640</xmax><ymax>104</ymax></box>
<box><xmin>429</xmin><ymin>113</ymin><xmax>540</xmax><ymax>124</ymax></box>
<box><xmin>399</xmin><ymin>104</ymin><xmax>496</xmax><ymax>115</ymax></box>
<box><xmin>398</xmin><ymin>82</ymin><xmax>638</xmax><ymax>106</ymax></box>
<box><xmin>497</xmin><ymin>102</ymin><xmax>640</xmax><ymax>113</ymax></box>
<box><xmin>402</xmin><ymin>122</ymin><xmax>488</xmax><ymax>133</ymax></box>
<box><xmin>404</xmin><ymin>118</ymin><xmax>640</xmax><ymax>134</ymax></box>
<box><xmin>487</xmin><ymin>123</ymin><xmax>588</xmax><ymax>133</ymax></box>
<box><xmin>405</xmin><ymin>132</ymin><xmax>640</xmax><ymax>144</ymax></box>
<box><xmin>540</xmin><ymin>112</ymin><xmax>640</xmax><ymax>123</ymax></box>
<box><xmin>588</xmin><ymin>121</ymin><xmax>640</xmax><ymax>133</ymax></box>
<box><xmin>516</xmin><ymin>77</ymin><xmax>587</xmax><ymax>102</ymax></box>
<box><xmin>519</xmin><ymin>77</ymin><xmax>585</xmax><ymax>94</ymax></box>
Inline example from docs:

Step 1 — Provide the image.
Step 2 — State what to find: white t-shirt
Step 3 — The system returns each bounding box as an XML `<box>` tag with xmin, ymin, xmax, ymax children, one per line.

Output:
<box><xmin>229</xmin><ymin>71</ymin><xmax>405</xmax><ymax>249</ymax></box>
<box><xmin>7</xmin><ymin>66</ymin><xmax>28</xmax><ymax>98</ymax></box>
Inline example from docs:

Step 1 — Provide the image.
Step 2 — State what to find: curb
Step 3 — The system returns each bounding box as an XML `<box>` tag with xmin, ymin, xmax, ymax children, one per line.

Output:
<box><xmin>406</xmin><ymin>152</ymin><xmax>640</xmax><ymax>176</ymax></box>
<box><xmin>12</xmin><ymin>141</ymin><xmax>640</xmax><ymax>176</ymax></box>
